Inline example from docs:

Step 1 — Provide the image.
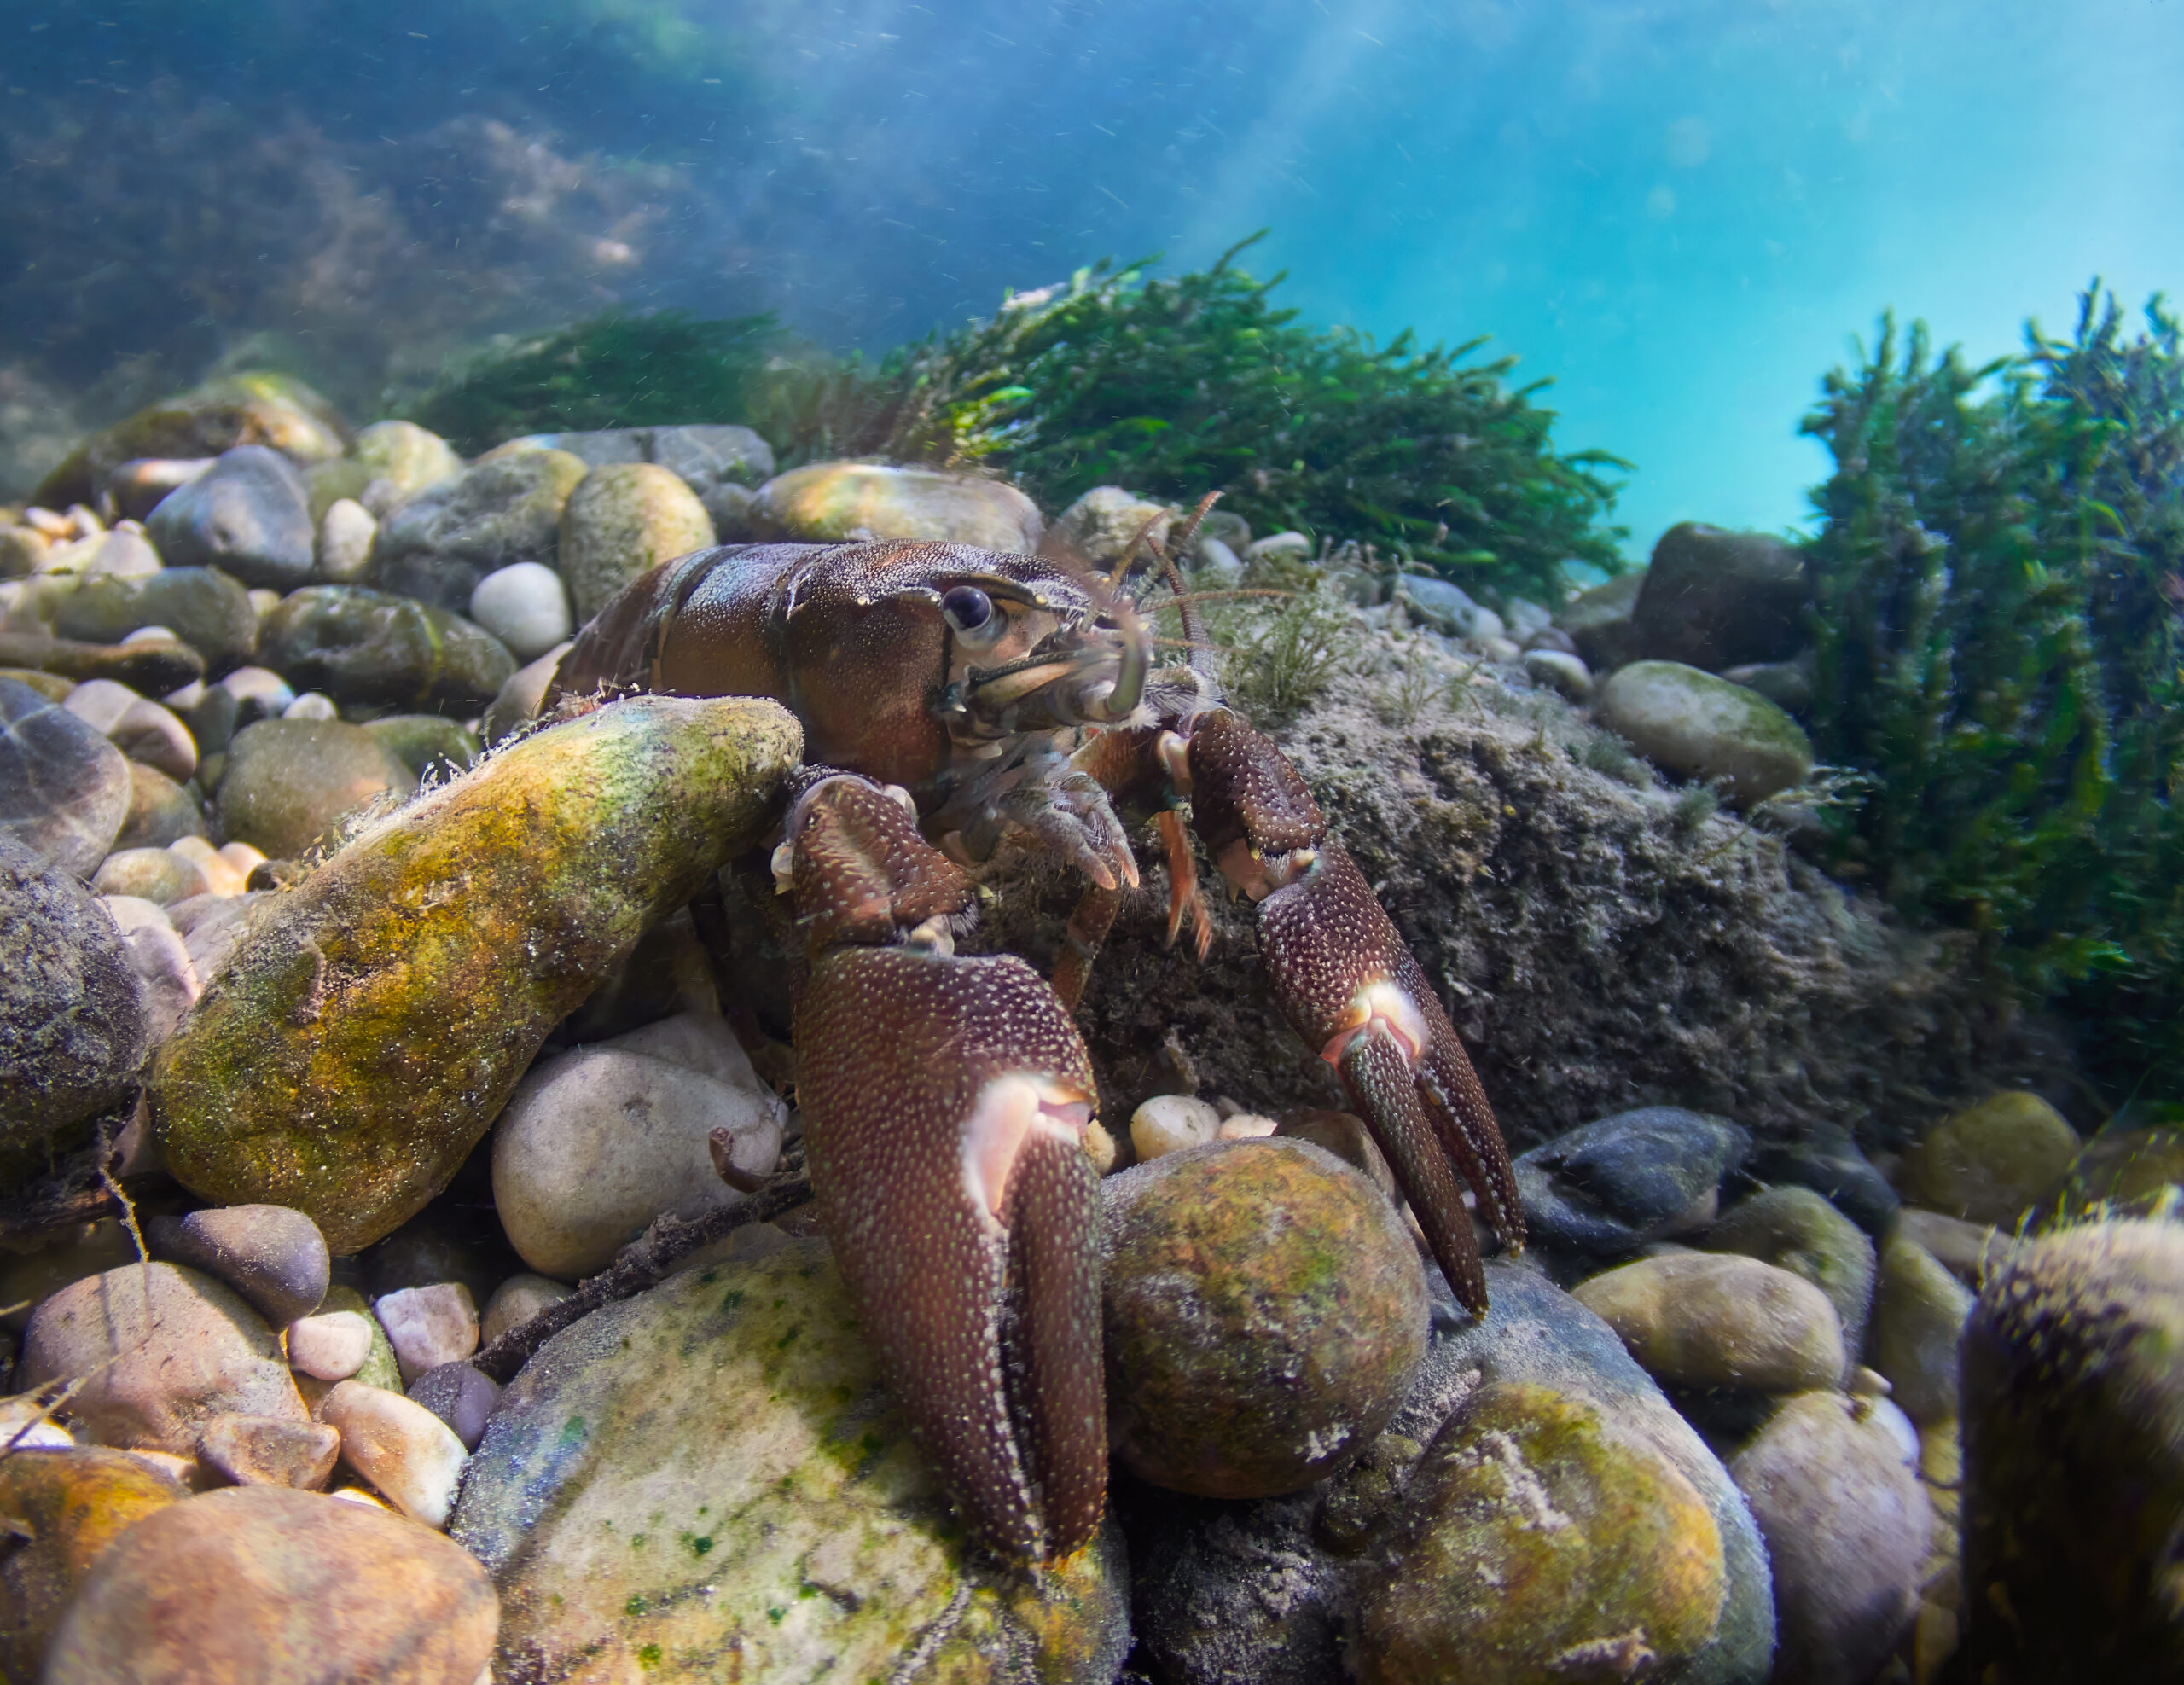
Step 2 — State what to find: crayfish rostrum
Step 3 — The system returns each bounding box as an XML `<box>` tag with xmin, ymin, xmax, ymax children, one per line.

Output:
<box><xmin>547</xmin><ymin>502</ymin><xmax>1523</xmax><ymax>1563</ymax></box>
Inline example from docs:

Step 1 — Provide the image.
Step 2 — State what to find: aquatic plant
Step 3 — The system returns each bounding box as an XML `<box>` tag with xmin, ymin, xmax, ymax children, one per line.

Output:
<box><xmin>1802</xmin><ymin>288</ymin><xmax>2184</xmax><ymax>1099</ymax></box>
<box><xmin>862</xmin><ymin>235</ymin><xmax>1630</xmax><ymax>602</ymax></box>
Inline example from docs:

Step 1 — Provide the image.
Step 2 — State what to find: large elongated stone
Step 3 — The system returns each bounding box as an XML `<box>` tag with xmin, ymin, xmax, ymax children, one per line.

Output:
<box><xmin>148</xmin><ymin>695</ymin><xmax>800</xmax><ymax>1252</ymax></box>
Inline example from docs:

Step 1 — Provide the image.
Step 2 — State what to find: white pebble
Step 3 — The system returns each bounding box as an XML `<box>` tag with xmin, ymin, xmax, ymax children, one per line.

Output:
<box><xmin>317</xmin><ymin>497</ymin><xmax>377</xmax><ymax>584</ymax></box>
<box><xmin>1216</xmin><ymin>1112</ymin><xmax>1281</xmax><ymax>1141</ymax></box>
<box><xmin>170</xmin><ymin>837</ymin><xmax>248</xmax><ymax>898</ymax></box>
<box><xmin>287</xmin><ymin>1310</ymin><xmax>375</xmax><ymax>1381</ymax></box>
<box><xmin>220</xmin><ymin>666</ymin><xmax>295</xmax><ymax>719</ymax></box>
<box><xmin>468</xmin><ymin>562</ymin><xmax>574</xmax><ymax>662</ymax></box>
<box><xmin>62</xmin><ymin>678</ymin><xmax>142</xmax><ymax>735</ymax></box>
<box><xmin>1130</xmin><ymin>1095</ymin><xmax>1223</xmax><ymax>1161</ymax></box>
<box><xmin>374</xmin><ymin>1283</ymin><xmax>479</xmax><ymax>1385</ymax></box>
<box><xmin>283</xmin><ymin>691</ymin><xmax>339</xmax><ymax>721</ymax></box>
<box><xmin>247</xmin><ymin>589</ymin><xmax>283</xmax><ymax>619</ymax></box>
<box><xmin>318</xmin><ymin>1380</ymin><xmax>469</xmax><ymax>1529</ymax></box>
<box><xmin>479</xmin><ymin>1274</ymin><xmax>572</xmax><ymax>1348</ymax></box>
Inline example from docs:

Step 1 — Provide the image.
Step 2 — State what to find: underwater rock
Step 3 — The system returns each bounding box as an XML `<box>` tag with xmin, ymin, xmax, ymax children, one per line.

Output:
<box><xmin>492</xmin><ymin>1036</ymin><xmax>787</xmax><ymax>1280</ymax></box>
<box><xmin>520</xmin><ymin>424</ymin><xmax>775</xmax><ymax>524</ymax></box>
<box><xmin>1516</xmin><ymin>1107</ymin><xmax>1751</xmax><ymax>1261</ymax></box>
<box><xmin>148</xmin><ymin>1204</ymin><xmax>332</xmax><ymax>1328</ymax></box>
<box><xmin>373</xmin><ymin>1282</ymin><xmax>479</xmax><ymax>1385</ymax></box>
<box><xmin>113</xmin><ymin>758</ymin><xmax>207</xmax><ymax>851</ymax></box>
<box><xmin>305</xmin><ymin>1287</ymin><xmax>404</xmax><ymax>1397</ymax></box>
<box><xmin>196</xmin><ymin>1413</ymin><xmax>341</xmax><ymax>1490</ymax></box>
<box><xmin>454</xmin><ymin>1236</ymin><xmax>1130</xmax><ymax>1682</ymax></box>
<box><xmin>1049</xmin><ymin>485</ymin><xmax>1174</xmax><ymax>568</ymax></box>
<box><xmin>1704</xmin><ymin>1185</ymin><xmax>1877</xmax><ymax>1360</ymax></box>
<box><xmin>1633</xmin><ymin>524</ymin><xmax>1810</xmax><ymax>672</ymax></box>
<box><xmin>0</xmin><ymin>677</ymin><xmax>133</xmax><ymax>875</ymax></box>
<box><xmin>479</xmin><ymin>640</ymin><xmax>570</xmax><ymax>747</ymax></box>
<box><xmin>150</xmin><ymin>694</ymin><xmax>800</xmax><ymax>1252</ymax></box>
<box><xmin>1957</xmin><ymin>1218</ymin><xmax>2184</xmax><ymax>1680</ymax></box>
<box><xmin>1523</xmin><ymin>645</ymin><xmax>1592</xmax><ymax>697</ymax></box>
<box><xmin>1127</xmin><ymin>1258</ymin><xmax>1774</xmax><ymax>1685</ymax></box>
<box><xmin>42</xmin><ymin>1485</ymin><xmax>497</xmax><ymax>1685</ymax></box>
<box><xmin>1728</xmin><ymin>1390</ymin><xmax>1930</xmax><ymax>1685</ymax></box>
<box><xmin>1395</xmin><ymin>573</ymin><xmax>1502</xmax><ymax>642</ymax></box>
<box><xmin>215</xmin><ymin>718</ymin><xmax>418</xmax><ymax>861</ymax></box>
<box><xmin>317</xmin><ymin>1380</ymin><xmax>469</xmax><ymax>1526</ymax></box>
<box><xmin>1128</xmin><ymin>1091</ymin><xmax>1223</xmax><ymax>1160</ymax></box>
<box><xmin>45</xmin><ymin>566</ymin><xmax>259</xmax><ymax>675</ymax></box>
<box><xmin>64</xmin><ymin>685</ymin><xmax>195</xmax><ymax>785</ymax></box>
<box><xmin>467</xmin><ymin>559</ymin><xmax>572</xmax><ymax>660</ymax></box>
<box><xmin>752</xmin><ymin>461</ymin><xmax>1045</xmax><ymax>553</ymax></box>
<box><xmin>255</xmin><ymin>584</ymin><xmax>515</xmax><ymax>711</ymax></box>
<box><xmin>18</xmin><ymin>1261</ymin><xmax>305</xmax><ymax>1455</ymax></box>
<box><xmin>1355</xmin><ymin>1382</ymin><xmax>1728</xmax><ymax>1685</ymax></box>
<box><xmin>1745</xmin><ymin>1132</ymin><xmax>1900</xmax><ymax>1235</ymax></box>
<box><xmin>1901</xmin><ymin>1089</ymin><xmax>2081</xmax><ymax>1227</ymax></box>
<box><xmin>315</xmin><ymin>496</ymin><xmax>376</xmax><ymax>583</ymax></box>
<box><xmin>1596</xmin><ymin>659</ymin><xmax>1815</xmax><ymax>805</ymax></box>
<box><xmin>1100</xmin><ymin>1139</ymin><xmax>1428</xmax><ymax>1498</ymax></box>
<box><xmin>145</xmin><ymin>446</ymin><xmax>316</xmax><ymax>591</ymax></box>
<box><xmin>0</xmin><ymin>629</ymin><xmax>205</xmax><ymax>694</ymax></box>
<box><xmin>360</xmin><ymin>713</ymin><xmax>479</xmax><ymax>782</ymax></box>
<box><xmin>34</xmin><ymin>375</ymin><xmax>348</xmax><ymax>511</ymax></box>
<box><xmin>0</xmin><ymin>834</ymin><xmax>147</xmax><ymax>1177</ymax></box>
<box><xmin>1572</xmin><ymin>1252</ymin><xmax>1847</xmax><ymax>1393</ymax></box>
<box><xmin>1868</xmin><ymin>1231</ymin><xmax>1975</xmax><ymax>1426</ymax></box>
<box><xmin>0</xmin><ymin>1447</ymin><xmax>187</xmax><ymax>1681</ymax></box>
<box><xmin>406</xmin><ymin>1361</ymin><xmax>500</xmax><ymax>1451</ymax></box>
<box><xmin>1558</xmin><ymin>568</ymin><xmax>1647</xmax><ymax>671</ymax></box>
<box><xmin>557</xmin><ymin>460</ymin><xmax>717</xmax><ymax>624</ymax></box>
<box><xmin>286</xmin><ymin>1310</ymin><xmax>375</xmax><ymax>1383</ymax></box>
<box><xmin>1717</xmin><ymin>652</ymin><xmax>1814</xmax><ymax>714</ymax></box>
<box><xmin>370</xmin><ymin>446</ymin><xmax>589</xmax><ymax>612</ymax></box>
<box><xmin>2040</xmin><ymin>1125</ymin><xmax>2184</xmax><ymax>1224</ymax></box>
<box><xmin>350</xmin><ymin>419</ymin><xmax>466</xmax><ymax>508</ymax></box>
<box><xmin>479</xmin><ymin>1273</ymin><xmax>571</xmax><ymax>1345</ymax></box>
<box><xmin>113</xmin><ymin>900</ymin><xmax>200</xmax><ymax>1042</ymax></box>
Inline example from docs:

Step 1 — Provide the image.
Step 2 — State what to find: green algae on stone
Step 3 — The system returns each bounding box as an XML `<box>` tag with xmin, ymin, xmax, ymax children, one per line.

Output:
<box><xmin>1902</xmin><ymin>1090</ymin><xmax>2081</xmax><ymax>1228</ymax></box>
<box><xmin>1356</xmin><ymin>1381</ymin><xmax>1727</xmax><ymax>1685</ymax></box>
<box><xmin>1704</xmin><ymin>1186</ymin><xmax>1878</xmax><ymax>1359</ymax></box>
<box><xmin>150</xmin><ymin>694</ymin><xmax>801</xmax><ymax>1253</ymax></box>
<box><xmin>215</xmin><ymin>718</ymin><xmax>418</xmax><ymax>863</ymax></box>
<box><xmin>752</xmin><ymin>462</ymin><xmax>1043</xmax><ymax>555</ymax></box>
<box><xmin>360</xmin><ymin>714</ymin><xmax>479</xmax><ymax>782</ymax></box>
<box><xmin>450</xmin><ymin>1238</ymin><xmax>1130</xmax><ymax>1684</ymax></box>
<box><xmin>1595</xmin><ymin>659</ymin><xmax>1815</xmax><ymax>806</ymax></box>
<box><xmin>1099</xmin><ymin>1137</ymin><xmax>1427</xmax><ymax>1499</ymax></box>
<box><xmin>558</xmin><ymin>461</ymin><xmax>717</xmax><ymax>624</ymax></box>
<box><xmin>256</xmin><ymin>586</ymin><xmax>515</xmax><ymax>712</ymax></box>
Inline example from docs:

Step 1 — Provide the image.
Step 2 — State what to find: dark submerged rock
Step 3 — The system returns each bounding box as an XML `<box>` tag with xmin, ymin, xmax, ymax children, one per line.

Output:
<box><xmin>0</xmin><ymin>677</ymin><xmax>132</xmax><ymax>877</ymax></box>
<box><xmin>145</xmin><ymin>445</ymin><xmax>316</xmax><ymax>590</ymax></box>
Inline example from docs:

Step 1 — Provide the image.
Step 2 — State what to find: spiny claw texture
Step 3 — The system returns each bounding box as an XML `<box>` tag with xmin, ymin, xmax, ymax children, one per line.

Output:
<box><xmin>1183</xmin><ymin>709</ymin><xmax>1524</xmax><ymax>1314</ymax></box>
<box><xmin>787</xmin><ymin>773</ymin><xmax>1107</xmax><ymax>1562</ymax></box>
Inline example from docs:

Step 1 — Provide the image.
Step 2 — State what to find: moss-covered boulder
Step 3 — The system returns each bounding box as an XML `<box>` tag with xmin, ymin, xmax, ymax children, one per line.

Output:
<box><xmin>450</xmin><ymin>1237</ymin><xmax>1130</xmax><ymax>1683</ymax></box>
<box><xmin>255</xmin><ymin>585</ymin><xmax>515</xmax><ymax>712</ymax></box>
<box><xmin>35</xmin><ymin>374</ymin><xmax>349</xmax><ymax>509</ymax></box>
<box><xmin>1100</xmin><ymin>1138</ymin><xmax>1427</xmax><ymax>1498</ymax></box>
<box><xmin>1572</xmin><ymin>1251</ymin><xmax>1847</xmax><ymax>1393</ymax></box>
<box><xmin>1595</xmin><ymin>660</ymin><xmax>1815</xmax><ymax>805</ymax></box>
<box><xmin>1356</xmin><ymin>1382</ymin><xmax>1728</xmax><ymax>1685</ymax></box>
<box><xmin>1902</xmin><ymin>1090</ymin><xmax>2081</xmax><ymax>1227</ymax></box>
<box><xmin>44</xmin><ymin>567</ymin><xmax>258</xmax><ymax>676</ymax></box>
<box><xmin>0</xmin><ymin>1446</ymin><xmax>187</xmax><ymax>1681</ymax></box>
<box><xmin>1958</xmin><ymin>1218</ymin><xmax>2184</xmax><ymax>1680</ymax></box>
<box><xmin>352</xmin><ymin>420</ymin><xmax>465</xmax><ymax>506</ymax></box>
<box><xmin>150</xmin><ymin>694</ymin><xmax>801</xmax><ymax>1252</ymax></box>
<box><xmin>558</xmin><ymin>461</ymin><xmax>717</xmax><ymax>624</ymax></box>
<box><xmin>752</xmin><ymin>462</ymin><xmax>1044</xmax><ymax>554</ymax></box>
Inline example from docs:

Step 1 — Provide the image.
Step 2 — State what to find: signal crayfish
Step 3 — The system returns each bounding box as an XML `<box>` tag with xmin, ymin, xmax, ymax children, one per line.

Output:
<box><xmin>546</xmin><ymin>497</ymin><xmax>1525</xmax><ymax>1565</ymax></box>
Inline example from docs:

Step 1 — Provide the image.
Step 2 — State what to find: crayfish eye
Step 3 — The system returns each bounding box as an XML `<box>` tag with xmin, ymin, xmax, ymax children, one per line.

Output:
<box><xmin>941</xmin><ymin>585</ymin><xmax>997</xmax><ymax>637</ymax></box>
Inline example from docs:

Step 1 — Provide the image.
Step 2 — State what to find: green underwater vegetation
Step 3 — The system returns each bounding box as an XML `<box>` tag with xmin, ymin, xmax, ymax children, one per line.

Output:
<box><xmin>1802</xmin><ymin>288</ymin><xmax>2184</xmax><ymax>1105</ymax></box>
<box><xmin>406</xmin><ymin>234</ymin><xmax>1630</xmax><ymax>602</ymax></box>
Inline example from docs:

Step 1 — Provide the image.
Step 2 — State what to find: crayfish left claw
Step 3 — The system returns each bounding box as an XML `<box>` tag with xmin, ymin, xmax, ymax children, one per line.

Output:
<box><xmin>785</xmin><ymin>771</ymin><xmax>1107</xmax><ymax>1562</ymax></box>
<box><xmin>1182</xmin><ymin>710</ymin><xmax>1525</xmax><ymax>1316</ymax></box>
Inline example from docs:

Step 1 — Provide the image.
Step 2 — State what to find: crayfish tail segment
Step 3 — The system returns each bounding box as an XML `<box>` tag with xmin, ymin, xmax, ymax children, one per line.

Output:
<box><xmin>793</xmin><ymin>943</ymin><xmax>1107</xmax><ymax>1563</ymax></box>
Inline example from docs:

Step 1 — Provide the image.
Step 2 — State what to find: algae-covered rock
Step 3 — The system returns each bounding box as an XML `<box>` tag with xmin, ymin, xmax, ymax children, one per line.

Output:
<box><xmin>1356</xmin><ymin>1381</ymin><xmax>1727</xmax><ymax>1685</ymax></box>
<box><xmin>1100</xmin><ymin>1139</ymin><xmax>1427</xmax><ymax>1499</ymax></box>
<box><xmin>256</xmin><ymin>584</ymin><xmax>515</xmax><ymax>711</ymax></box>
<box><xmin>1596</xmin><ymin>659</ymin><xmax>1815</xmax><ymax>805</ymax></box>
<box><xmin>1705</xmin><ymin>1185</ymin><xmax>1878</xmax><ymax>1359</ymax></box>
<box><xmin>752</xmin><ymin>462</ymin><xmax>1044</xmax><ymax>554</ymax></box>
<box><xmin>45</xmin><ymin>567</ymin><xmax>258</xmax><ymax>676</ymax></box>
<box><xmin>558</xmin><ymin>460</ymin><xmax>717</xmax><ymax>624</ymax></box>
<box><xmin>35</xmin><ymin>374</ymin><xmax>349</xmax><ymax>510</ymax></box>
<box><xmin>1869</xmin><ymin>1230</ymin><xmax>1975</xmax><ymax>1426</ymax></box>
<box><xmin>1958</xmin><ymin>1218</ymin><xmax>2184</xmax><ymax>1681</ymax></box>
<box><xmin>1902</xmin><ymin>1090</ymin><xmax>2080</xmax><ymax>1227</ymax></box>
<box><xmin>150</xmin><ymin>694</ymin><xmax>800</xmax><ymax>1252</ymax></box>
<box><xmin>359</xmin><ymin>713</ymin><xmax>479</xmax><ymax>781</ymax></box>
<box><xmin>371</xmin><ymin>447</ymin><xmax>589</xmax><ymax>611</ymax></box>
<box><xmin>215</xmin><ymin>718</ymin><xmax>418</xmax><ymax>861</ymax></box>
<box><xmin>2040</xmin><ymin>1126</ymin><xmax>2184</xmax><ymax>1225</ymax></box>
<box><xmin>1573</xmin><ymin>1251</ymin><xmax>1846</xmax><ymax>1393</ymax></box>
<box><xmin>0</xmin><ymin>1445</ymin><xmax>187</xmax><ymax>1682</ymax></box>
<box><xmin>351</xmin><ymin>419</ymin><xmax>465</xmax><ymax>507</ymax></box>
<box><xmin>450</xmin><ymin>1237</ymin><xmax>1130</xmax><ymax>1684</ymax></box>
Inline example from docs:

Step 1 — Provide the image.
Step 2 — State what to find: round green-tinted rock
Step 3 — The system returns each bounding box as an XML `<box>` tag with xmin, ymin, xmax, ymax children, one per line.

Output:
<box><xmin>1356</xmin><ymin>1381</ymin><xmax>1727</xmax><ymax>1685</ymax></box>
<box><xmin>1705</xmin><ymin>1185</ymin><xmax>1878</xmax><ymax>1357</ymax></box>
<box><xmin>752</xmin><ymin>462</ymin><xmax>1044</xmax><ymax>555</ymax></box>
<box><xmin>34</xmin><ymin>374</ymin><xmax>347</xmax><ymax>509</ymax></box>
<box><xmin>46</xmin><ymin>567</ymin><xmax>258</xmax><ymax>677</ymax></box>
<box><xmin>216</xmin><ymin>718</ymin><xmax>418</xmax><ymax>862</ymax></box>
<box><xmin>1870</xmin><ymin>1231</ymin><xmax>1975</xmax><ymax>1426</ymax></box>
<box><xmin>450</xmin><ymin>1237</ymin><xmax>1130</xmax><ymax>1684</ymax></box>
<box><xmin>558</xmin><ymin>461</ymin><xmax>716</xmax><ymax>624</ymax></box>
<box><xmin>152</xmin><ymin>695</ymin><xmax>801</xmax><ymax>1252</ymax></box>
<box><xmin>256</xmin><ymin>585</ymin><xmax>514</xmax><ymax>711</ymax></box>
<box><xmin>353</xmin><ymin>420</ymin><xmax>465</xmax><ymax>503</ymax></box>
<box><xmin>2038</xmin><ymin>1127</ymin><xmax>2184</xmax><ymax>1227</ymax></box>
<box><xmin>1959</xmin><ymin>1218</ymin><xmax>2184</xmax><ymax>1680</ymax></box>
<box><xmin>1100</xmin><ymin>1137</ymin><xmax>1427</xmax><ymax>1498</ymax></box>
<box><xmin>1903</xmin><ymin>1091</ymin><xmax>2081</xmax><ymax>1227</ymax></box>
<box><xmin>1572</xmin><ymin>1251</ymin><xmax>1846</xmax><ymax>1392</ymax></box>
<box><xmin>372</xmin><ymin>447</ymin><xmax>589</xmax><ymax>612</ymax></box>
<box><xmin>1595</xmin><ymin>659</ymin><xmax>1815</xmax><ymax>805</ymax></box>
<box><xmin>0</xmin><ymin>1446</ymin><xmax>187</xmax><ymax>1681</ymax></box>
<box><xmin>360</xmin><ymin>714</ymin><xmax>479</xmax><ymax>782</ymax></box>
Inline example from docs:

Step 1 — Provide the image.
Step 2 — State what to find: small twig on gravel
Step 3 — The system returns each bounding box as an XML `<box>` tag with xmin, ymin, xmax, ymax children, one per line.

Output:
<box><xmin>470</xmin><ymin>1176</ymin><xmax>815</xmax><ymax>1385</ymax></box>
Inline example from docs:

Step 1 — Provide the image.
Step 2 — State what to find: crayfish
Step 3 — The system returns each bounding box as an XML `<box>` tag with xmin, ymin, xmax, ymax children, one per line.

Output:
<box><xmin>548</xmin><ymin>500</ymin><xmax>1524</xmax><ymax>1563</ymax></box>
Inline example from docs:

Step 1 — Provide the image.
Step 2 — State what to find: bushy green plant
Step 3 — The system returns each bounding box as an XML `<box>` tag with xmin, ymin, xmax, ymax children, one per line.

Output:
<box><xmin>1803</xmin><ymin>288</ymin><xmax>2184</xmax><ymax>1098</ymax></box>
<box><xmin>863</xmin><ymin>235</ymin><xmax>1629</xmax><ymax>602</ymax></box>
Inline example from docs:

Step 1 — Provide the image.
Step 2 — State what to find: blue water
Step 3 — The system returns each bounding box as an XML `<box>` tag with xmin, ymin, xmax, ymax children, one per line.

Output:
<box><xmin>22</xmin><ymin>0</ymin><xmax>2184</xmax><ymax>555</ymax></box>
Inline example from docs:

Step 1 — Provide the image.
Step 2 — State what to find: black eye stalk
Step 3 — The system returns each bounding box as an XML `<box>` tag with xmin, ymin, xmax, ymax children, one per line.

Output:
<box><xmin>941</xmin><ymin>585</ymin><xmax>996</xmax><ymax>636</ymax></box>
